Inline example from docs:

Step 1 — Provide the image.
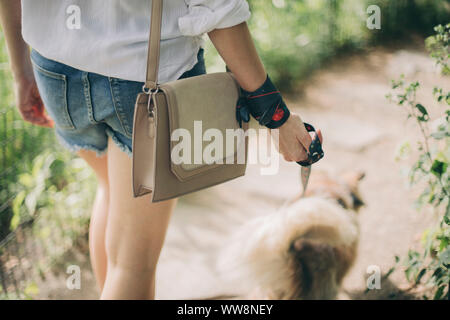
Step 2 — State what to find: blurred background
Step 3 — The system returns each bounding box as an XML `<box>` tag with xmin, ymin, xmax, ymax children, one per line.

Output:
<box><xmin>0</xmin><ymin>0</ymin><xmax>449</xmax><ymax>299</ymax></box>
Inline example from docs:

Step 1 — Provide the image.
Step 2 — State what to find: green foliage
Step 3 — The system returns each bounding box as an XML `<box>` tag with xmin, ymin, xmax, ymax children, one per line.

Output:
<box><xmin>205</xmin><ymin>0</ymin><xmax>371</xmax><ymax>90</ymax></box>
<box><xmin>426</xmin><ymin>24</ymin><xmax>450</xmax><ymax>75</ymax></box>
<box><xmin>369</xmin><ymin>0</ymin><xmax>449</xmax><ymax>42</ymax></box>
<box><xmin>387</xmin><ymin>24</ymin><xmax>450</xmax><ymax>300</ymax></box>
<box><xmin>0</xmin><ymin>31</ymin><xmax>56</xmax><ymax>240</ymax></box>
<box><xmin>205</xmin><ymin>0</ymin><xmax>449</xmax><ymax>91</ymax></box>
<box><xmin>1</xmin><ymin>150</ymin><xmax>95</xmax><ymax>299</ymax></box>
<box><xmin>9</xmin><ymin>150</ymin><xmax>95</xmax><ymax>231</ymax></box>
<box><xmin>245</xmin><ymin>0</ymin><xmax>369</xmax><ymax>91</ymax></box>
<box><xmin>29</xmin><ymin>152</ymin><xmax>96</xmax><ymax>265</ymax></box>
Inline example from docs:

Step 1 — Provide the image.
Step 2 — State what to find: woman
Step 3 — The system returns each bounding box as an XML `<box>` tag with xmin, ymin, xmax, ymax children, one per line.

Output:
<box><xmin>0</xmin><ymin>0</ymin><xmax>322</xmax><ymax>299</ymax></box>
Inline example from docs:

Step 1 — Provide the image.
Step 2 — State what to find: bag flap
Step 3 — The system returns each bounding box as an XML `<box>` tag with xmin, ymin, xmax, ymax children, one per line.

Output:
<box><xmin>160</xmin><ymin>72</ymin><xmax>247</xmax><ymax>182</ymax></box>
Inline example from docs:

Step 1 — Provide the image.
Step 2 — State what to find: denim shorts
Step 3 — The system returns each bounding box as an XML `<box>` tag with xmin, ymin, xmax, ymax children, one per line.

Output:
<box><xmin>30</xmin><ymin>48</ymin><xmax>206</xmax><ymax>157</ymax></box>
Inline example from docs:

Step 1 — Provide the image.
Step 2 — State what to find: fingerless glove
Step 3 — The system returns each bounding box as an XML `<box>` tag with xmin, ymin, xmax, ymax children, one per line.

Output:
<box><xmin>236</xmin><ymin>74</ymin><xmax>290</xmax><ymax>129</ymax></box>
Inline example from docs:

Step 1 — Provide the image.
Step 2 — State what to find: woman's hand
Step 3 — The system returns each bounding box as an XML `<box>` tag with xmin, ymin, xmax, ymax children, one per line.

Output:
<box><xmin>0</xmin><ymin>0</ymin><xmax>53</xmax><ymax>127</ymax></box>
<box><xmin>14</xmin><ymin>75</ymin><xmax>53</xmax><ymax>128</ymax></box>
<box><xmin>274</xmin><ymin>112</ymin><xmax>323</xmax><ymax>162</ymax></box>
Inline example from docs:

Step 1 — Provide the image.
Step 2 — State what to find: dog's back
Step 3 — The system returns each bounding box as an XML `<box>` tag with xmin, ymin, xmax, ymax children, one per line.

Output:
<box><xmin>217</xmin><ymin>171</ymin><xmax>363</xmax><ymax>299</ymax></box>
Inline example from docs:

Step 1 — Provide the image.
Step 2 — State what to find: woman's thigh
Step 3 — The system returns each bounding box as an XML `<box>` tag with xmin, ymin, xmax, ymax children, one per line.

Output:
<box><xmin>105</xmin><ymin>136</ymin><xmax>176</xmax><ymax>271</ymax></box>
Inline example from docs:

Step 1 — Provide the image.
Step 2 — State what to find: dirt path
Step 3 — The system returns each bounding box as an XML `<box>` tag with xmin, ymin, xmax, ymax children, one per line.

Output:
<box><xmin>39</xmin><ymin>44</ymin><xmax>449</xmax><ymax>300</ymax></box>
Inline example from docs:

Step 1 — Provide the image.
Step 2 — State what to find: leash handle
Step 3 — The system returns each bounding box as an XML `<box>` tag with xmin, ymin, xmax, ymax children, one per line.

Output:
<box><xmin>297</xmin><ymin>122</ymin><xmax>324</xmax><ymax>167</ymax></box>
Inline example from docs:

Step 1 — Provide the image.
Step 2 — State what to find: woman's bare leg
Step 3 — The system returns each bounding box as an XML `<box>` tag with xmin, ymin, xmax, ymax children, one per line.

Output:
<box><xmin>77</xmin><ymin>150</ymin><xmax>109</xmax><ymax>291</ymax></box>
<box><xmin>101</xmin><ymin>137</ymin><xmax>176</xmax><ymax>300</ymax></box>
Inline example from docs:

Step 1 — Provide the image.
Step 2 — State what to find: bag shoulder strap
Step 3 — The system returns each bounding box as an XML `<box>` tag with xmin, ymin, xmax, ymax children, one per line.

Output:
<box><xmin>144</xmin><ymin>0</ymin><xmax>163</xmax><ymax>91</ymax></box>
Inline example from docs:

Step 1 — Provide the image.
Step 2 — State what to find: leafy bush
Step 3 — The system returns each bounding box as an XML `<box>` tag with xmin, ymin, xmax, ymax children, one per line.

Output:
<box><xmin>1</xmin><ymin>150</ymin><xmax>95</xmax><ymax>299</ymax></box>
<box><xmin>10</xmin><ymin>150</ymin><xmax>96</xmax><ymax>234</ymax></box>
<box><xmin>387</xmin><ymin>24</ymin><xmax>449</xmax><ymax>300</ymax></box>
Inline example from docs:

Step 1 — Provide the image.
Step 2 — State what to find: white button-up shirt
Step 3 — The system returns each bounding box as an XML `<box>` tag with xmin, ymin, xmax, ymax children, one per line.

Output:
<box><xmin>21</xmin><ymin>0</ymin><xmax>251</xmax><ymax>83</ymax></box>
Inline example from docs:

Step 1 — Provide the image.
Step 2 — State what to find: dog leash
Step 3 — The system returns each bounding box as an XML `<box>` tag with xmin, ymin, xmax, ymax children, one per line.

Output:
<box><xmin>297</xmin><ymin>123</ymin><xmax>324</xmax><ymax>197</ymax></box>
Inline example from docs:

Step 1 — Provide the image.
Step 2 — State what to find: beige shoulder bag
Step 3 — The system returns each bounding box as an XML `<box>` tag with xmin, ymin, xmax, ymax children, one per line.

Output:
<box><xmin>132</xmin><ymin>0</ymin><xmax>249</xmax><ymax>202</ymax></box>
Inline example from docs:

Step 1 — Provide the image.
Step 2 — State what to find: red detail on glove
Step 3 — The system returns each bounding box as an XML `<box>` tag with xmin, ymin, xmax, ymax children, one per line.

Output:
<box><xmin>247</xmin><ymin>90</ymin><xmax>280</xmax><ymax>99</ymax></box>
<box><xmin>272</xmin><ymin>106</ymin><xmax>284</xmax><ymax>121</ymax></box>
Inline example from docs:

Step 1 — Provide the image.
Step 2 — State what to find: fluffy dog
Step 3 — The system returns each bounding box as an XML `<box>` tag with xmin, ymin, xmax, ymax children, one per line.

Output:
<box><xmin>217</xmin><ymin>170</ymin><xmax>364</xmax><ymax>300</ymax></box>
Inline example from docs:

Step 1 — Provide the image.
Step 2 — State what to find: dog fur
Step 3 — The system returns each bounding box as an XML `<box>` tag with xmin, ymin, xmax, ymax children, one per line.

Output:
<box><xmin>217</xmin><ymin>170</ymin><xmax>364</xmax><ymax>300</ymax></box>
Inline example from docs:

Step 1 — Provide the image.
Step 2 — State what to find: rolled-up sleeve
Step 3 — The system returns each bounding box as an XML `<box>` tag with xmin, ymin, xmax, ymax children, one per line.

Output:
<box><xmin>178</xmin><ymin>0</ymin><xmax>251</xmax><ymax>36</ymax></box>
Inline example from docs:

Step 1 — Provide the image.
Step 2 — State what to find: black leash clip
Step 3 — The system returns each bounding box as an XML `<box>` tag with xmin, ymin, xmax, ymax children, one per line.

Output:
<box><xmin>297</xmin><ymin>123</ymin><xmax>324</xmax><ymax>167</ymax></box>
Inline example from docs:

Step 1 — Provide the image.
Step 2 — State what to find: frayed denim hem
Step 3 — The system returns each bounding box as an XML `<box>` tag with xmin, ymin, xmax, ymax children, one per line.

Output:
<box><xmin>105</xmin><ymin>128</ymin><xmax>132</xmax><ymax>158</ymax></box>
<box><xmin>55</xmin><ymin>132</ymin><xmax>107</xmax><ymax>157</ymax></box>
